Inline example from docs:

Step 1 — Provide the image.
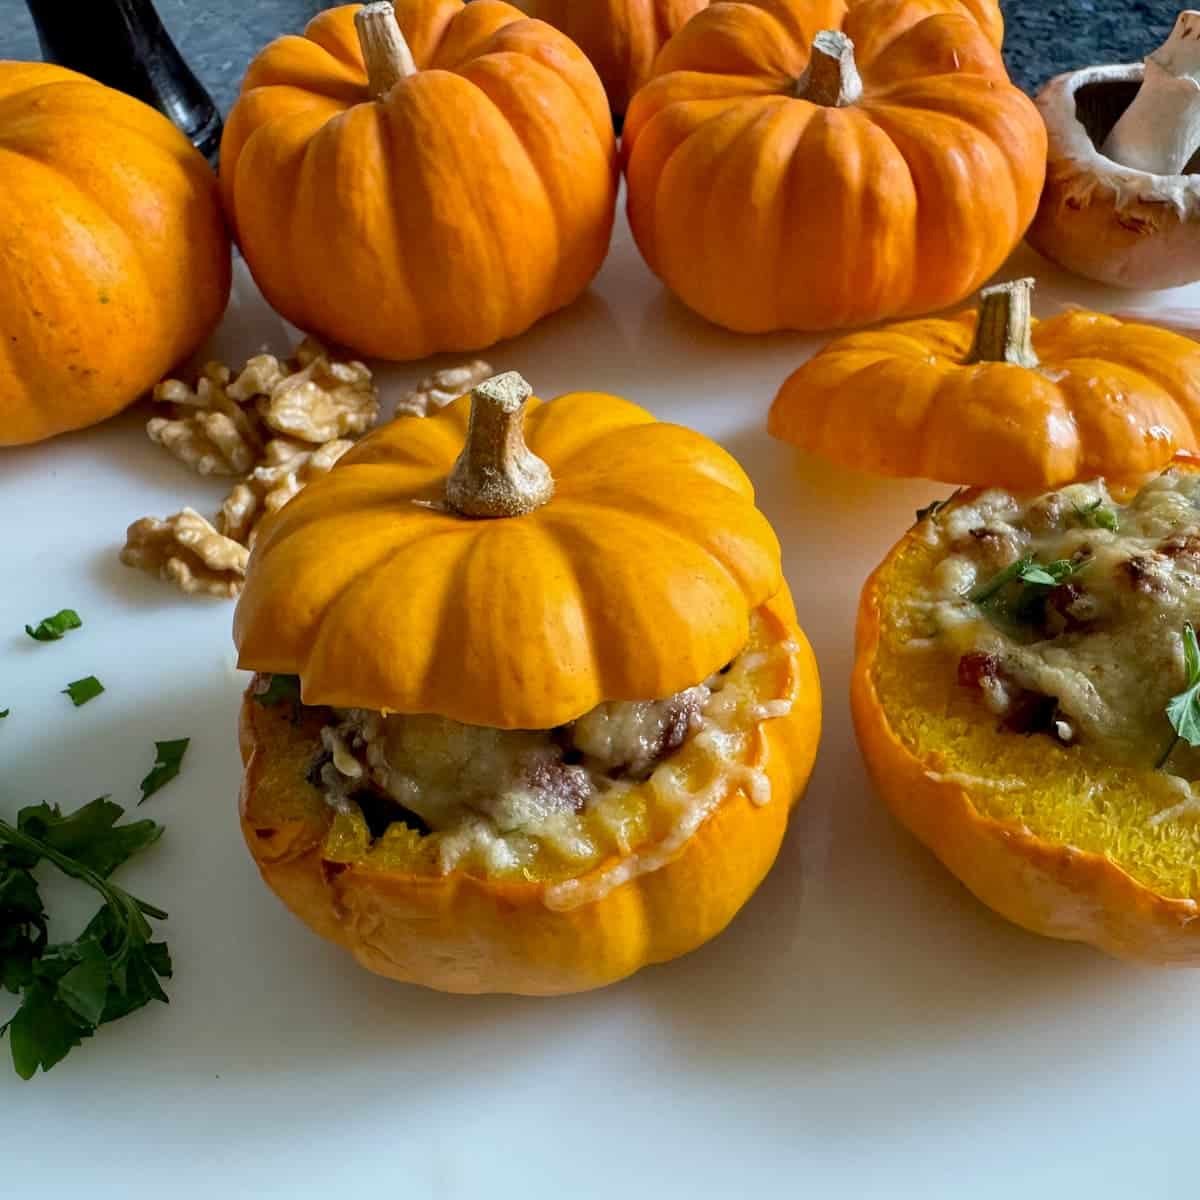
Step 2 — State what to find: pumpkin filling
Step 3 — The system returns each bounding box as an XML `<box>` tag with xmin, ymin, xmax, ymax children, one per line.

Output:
<box><xmin>908</xmin><ymin>468</ymin><xmax>1200</xmax><ymax>820</ymax></box>
<box><xmin>256</xmin><ymin>611</ymin><xmax>795</xmax><ymax>892</ymax></box>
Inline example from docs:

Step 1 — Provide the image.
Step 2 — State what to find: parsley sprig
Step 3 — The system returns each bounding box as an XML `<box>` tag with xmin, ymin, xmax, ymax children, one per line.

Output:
<box><xmin>24</xmin><ymin>610</ymin><xmax>82</xmax><ymax>642</ymax></box>
<box><xmin>1073</xmin><ymin>497</ymin><xmax>1119</xmax><ymax>533</ymax></box>
<box><xmin>970</xmin><ymin>556</ymin><xmax>1087</xmax><ymax>618</ymax></box>
<box><xmin>138</xmin><ymin>739</ymin><xmax>190</xmax><ymax>805</ymax></box>
<box><xmin>0</xmin><ymin>798</ymin><xmax>170</xmax><ymax>1079</ymax></box>
<box><xmin>1159</xmin><ymin>623</ymin><xmax>1200</xmax><ymax>769</ymax></box>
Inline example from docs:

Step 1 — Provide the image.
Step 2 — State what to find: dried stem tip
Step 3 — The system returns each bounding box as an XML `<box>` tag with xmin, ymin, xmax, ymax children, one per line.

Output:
<box><xmin>355</xmin><ymin>2</ymin><xmax>417</xmax><ymax>100</ymax></box>
<box><xmin>967</xmin><ymin>278</ymin><xmax>1040</xmax><ymax>368</ymax></box>
<box><xmin>1103</xmin><ymin>10</ymin><xmax>1200</xmax><ymax>175</ymax></box>
<box><xmin>795</xmin><ymin>30</ymin><xmax>863</xmax><ymax>107</ymax></box>
<box><xmin>445</xmin><ymin>372</ymin><xmax>554</xmax><ymax>519</ymax></box>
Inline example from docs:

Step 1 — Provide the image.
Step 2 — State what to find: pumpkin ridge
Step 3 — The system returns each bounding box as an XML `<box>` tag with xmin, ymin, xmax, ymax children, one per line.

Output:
<box><xmin>242</xmin><ymin>35</ymin><xmax>368</xmax><ymax>103</ymax></box>
<box><xmin>303</xmin><ymin>6</ymin><xmax>375</xmax><ymax>73</ymax></box>
<box><xmin>0</xmin><ymin>143</ymin><xmax>165</xmax><ymax>368</ymax></box>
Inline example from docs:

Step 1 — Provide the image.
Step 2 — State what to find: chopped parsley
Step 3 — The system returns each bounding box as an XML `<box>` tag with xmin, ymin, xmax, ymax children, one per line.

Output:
<box><xmin>1159</xmin><ymin>623</ymin><xmax>1200</xmax><ymax>769</ymax></box>
<box><xmin>138</xmin><ymin>739</ymin><xmax>190</xmax><ymax>804</ymax></box>
<box><xmin>24</xmin><ymin>610</ymin><xmax>82</xmax><ymax>642</ymax></box>
<box><xmin>915</xmin><ymin>496</ymin><xmax>953</xmax><ymax>524</ymax></box>
<box><xmin>62</xmin><ymin>677</ymin><xmax>104</xmax><ymax>707</ymax></box>
<box><xmin>0</xmin><ymin>710</ymin><xmax>8</xmax><ymax>719</ymax></box>
<box><xmin>0</xmin><ymin>798</ymin><xmax>169</xmax><ymax>1078</ymax></box>
<box><xmin>970</xmin><ymin>555</ymin><xmax>1090</xmax><ymax>626</ymax></box>
<box><xmin>1073</xmin><ymin>497</ymin><xmax>1119</xmax><ymax>533</ymax></box>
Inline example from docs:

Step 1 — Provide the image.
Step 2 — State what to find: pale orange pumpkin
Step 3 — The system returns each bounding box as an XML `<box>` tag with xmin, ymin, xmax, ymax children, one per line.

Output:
<box><xmin>768</xmin><ymin>278</ymin><xmax>1200</xmax><ymax>491</ymax></box>
<box><xmin>220</xmin><ymin>2</ymin><xmax>618</xmax><ymax>362</ymax></box>
<box><xmin>234</xmin><ymin>373</ymin><xmax>822</xmax><ymax>993</ymax></box>
<box><xmin>622</xmin><ymin>0</ymin><xmax>1043</xmax><ymax>333</ymax></box>
<box><xmin>511</xmin><ymin>0</ymin><xmax>711</xmax><ymax>115</ymax></box>
<box><xmin>0</xmin><ymin>62</ymin><xmax>230</xmax><ymax>446</ymax></box>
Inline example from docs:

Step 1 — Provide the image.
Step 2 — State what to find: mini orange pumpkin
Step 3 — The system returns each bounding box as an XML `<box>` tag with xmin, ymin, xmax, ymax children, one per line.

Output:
<box><xmin>622</xmin><ymin>0</ymin><xmax>1043</xmax><ymax>333</ymax></box>
<box><xmin>854</xmin><ymin>457</ymin><xmax>1200</xmax><ymax>963</ymax></box>
<box><xmin>511</xmin><ymin>0</ymin><xmax>711</xmax><ymax>115</ymax></box>
<box><xmin>0</xmin><ymin>62</ymin><xmax>230</xmax><ymax>446</ymax></box>
<box><xmin>769</xmin><ymin>278</ymin><xmax>1200</xmax><ymax>491</ymax></box>
<box><xmin>234</xmin><ymin>373</ymin><xmax>822</xmax><ymax>993</ymax></box>
<box><xmin>220</xmin><ymin>2</ymin><xmax>618</xmax><ymax>362</ymax></box>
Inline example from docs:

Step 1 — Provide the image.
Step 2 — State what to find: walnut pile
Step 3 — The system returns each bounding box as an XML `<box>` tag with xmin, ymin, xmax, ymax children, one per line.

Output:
<box><xmin>120</xmin><ymin>509</ymin><xmax>248</xmax><ymax>599</ymax></box>
<box><xmin>124</xmin><ymin>341</ymin><xmax>497</xmax><ymax>599</ymax></box>
<box><xmin>394</xmin><ymin>360</ymin><xmax>494</xmax><ymax>419</ymax></box>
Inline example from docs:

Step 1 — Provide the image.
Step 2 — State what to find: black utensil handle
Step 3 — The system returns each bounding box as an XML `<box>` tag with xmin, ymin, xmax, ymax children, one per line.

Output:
<box><xmin>25</xmin><ymin>0</ymin><xmax>223</xmax><ymax>165</ymax></box>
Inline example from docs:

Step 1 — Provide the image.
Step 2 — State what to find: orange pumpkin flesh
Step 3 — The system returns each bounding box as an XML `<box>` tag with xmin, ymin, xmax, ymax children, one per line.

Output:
<box><xmin>769</xmin><ymin>278</ymin><xmax>1200</xmax><ymax>492</ymax></box>
<box><xmin>219</xmin><ymin>2</ymin><xmax>618</xmax><ymax>362</ymax></box>
<box><xmin>240</xmin><ymin>586</ymin><xmax>820</xmax><ymax>995</ymax></box>
<box><xmin>235</xmin><ymin>374</ymin><xmax>821</xmax><ymax>992</ymax></box>
<box><xmin>853</xmin><ymin>463</ymin><xmax>1200</xmax><ymax>964</ymax></box>
<box><xmin>0</xmin><ymin>62</ymin><xmax>230</xmax><ymax>446</ymax></box>
<box><xmin>622</xmin><ymin>0</ymin><xmax>1044</xmax><ymax>333</ymax></box>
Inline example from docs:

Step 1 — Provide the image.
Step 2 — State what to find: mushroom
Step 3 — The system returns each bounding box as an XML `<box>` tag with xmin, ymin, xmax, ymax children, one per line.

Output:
<box><xmin>1028</xmin><ymin>11</ymin><xmax>1200</xmax><ymax>289</ymax></box>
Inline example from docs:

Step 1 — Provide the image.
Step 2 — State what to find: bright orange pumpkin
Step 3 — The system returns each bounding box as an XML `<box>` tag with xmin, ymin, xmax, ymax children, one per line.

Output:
<box><xmin>768</xmin><ymin>278</ymin><xmax>1200</xmax><ymax>491</ymax></box>
<box><xmin>234</xmin><ymin>373</ymin><xmax>822</xmax><ymax>993</ymax></box>
<box><xmin>0</xmin><ymin>62</ymin><xmax>230</xmax><ymax>446</ymax></box>
<box><xmin>854</xmin><ymin>456</ymin><xmax>1200</xmax><ymax>963</ymax></box>
<box><xmin>511</xmin><ymin>0</ymin><xmax>711</xmax><ymax>115</ymax></box>
<box><xmin>623</xmin><ymin>0</ymin><xmax>1043</xmax><ymax>333</ymax></box>
<box><xmin>220</xmin><ymin>2</ymin><xmax>618</xmax><ymax>362</ymax></box>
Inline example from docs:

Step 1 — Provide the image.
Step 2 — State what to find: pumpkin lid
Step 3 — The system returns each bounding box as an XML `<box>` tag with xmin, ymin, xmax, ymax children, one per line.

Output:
<box><xmin>767</xmin><ymin>277</ymin><xmax>1200</xmax><ymax>492</ymax></box>
<box><xmin>234</xmin><ymin>373</ymin><xmax>783</xmax><ymax>729</ymax></box>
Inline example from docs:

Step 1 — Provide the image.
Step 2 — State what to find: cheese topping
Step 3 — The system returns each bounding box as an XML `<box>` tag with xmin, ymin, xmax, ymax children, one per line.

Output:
<box><xmin>301</xmin><ymin>612</ymin><xmax>796</xmax><ymax>903</ymax></box>
<box><xmin>911</xmin><ymin>470</ymin><xmax>1200</xmax><ymax>813</ymax></box>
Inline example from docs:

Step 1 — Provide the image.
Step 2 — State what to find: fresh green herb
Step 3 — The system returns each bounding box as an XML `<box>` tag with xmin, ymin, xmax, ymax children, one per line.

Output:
<box><xmin>1073</xmin><ymin>497</ymin><xmax>1119</xmax><ymax>533</ymax></box>
<box><xmin>62</xmin><ymin>677</ymin><xmax>104</xmax><ymax>707</ymax></box>
<box><xmin>1159</xmin><ymin>623</ymin><xmax>1200</xmax><ymax>769</ymax></box>
<box><xmin>138</xmin><ymin>739</ymin><xmax>190</xmax><ymax>804</ymax></box>
<box><xmin>0</xmin><ymin>798</ymin><xmax>169</xmax><ymax>1078</ymax></box>
<box><xmin>0</xmin><ymin>710</ymin><xmax>8</xmax><ymax>719</ymax></box>
<box><xmin>253</xmin><ymin>675</ymin><xmax>302</xmax><ymax>707</ymax></box>
<box><xmin>24</xmin><ymin>610</ymin><xmax>81</xmax><ymax>642</ymax></box>
<box><xmin>970</xmin><ymin>556</ymin><xmax>1088</xmax><ymax>622</ymax></box>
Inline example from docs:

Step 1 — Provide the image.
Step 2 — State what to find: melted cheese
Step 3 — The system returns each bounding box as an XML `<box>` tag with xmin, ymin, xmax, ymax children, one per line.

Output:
<box><xmin>913</xmin><ymin>470</ymin><xmax>1200</xmax><ymax>792</ymax></box>
<box><xmin>313</xmin><ymin>610</ymin><xmax>798</xmax><ymax>901</ymax></box>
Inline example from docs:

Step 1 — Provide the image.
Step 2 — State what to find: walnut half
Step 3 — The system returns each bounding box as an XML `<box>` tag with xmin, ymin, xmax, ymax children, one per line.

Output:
<box><xmin>120</xmin><ymin>508</ymin><xmax>249</xmax><ymax>599</ymax></box>
<box><xmin>395</xmin><ymin>360</ymin><xmax>494</xmax><ymax>419</ymax></box>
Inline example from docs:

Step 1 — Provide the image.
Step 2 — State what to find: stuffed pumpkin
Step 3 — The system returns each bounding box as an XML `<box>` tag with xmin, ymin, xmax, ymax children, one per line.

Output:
<box><xmin>855</xmin><ymin>457</ymin><xmax>1200</xmax><ymax>963</ymax></box>
<box><xmin>0</xmin><ymin>62</ymin><xmax>230</xmax><ymax>446</ymax></box>
<box><xmin>622</xmin><ymin>0</ymin><xmax>1043</xmax><ymax>333</ymax></box>
<box><xmin>220</xmin><ymin>2</ymin><xmax>618</xmax><ymax>362</ymax></box>
<box><xmin>234</xmin><ymin>373</ymin><xmax>822</xmax><ymax>994</ymax></box>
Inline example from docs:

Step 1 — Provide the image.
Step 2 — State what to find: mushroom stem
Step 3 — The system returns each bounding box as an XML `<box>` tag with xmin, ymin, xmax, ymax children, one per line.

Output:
<box><xmin>445</xmin><ymin>373</ymin><xmax>554</xmax><ymax>519</ymax></box>
<box><xmin>966</xmin><ymin>278</ymin><xmax>1040</xmax><ymax>368</ymax></box>
<box><xmin>794</xmin><ymin>30</ymin><xmax>863</xmax><ymax>107</ymax></box>
<box><xmin>1103</xmin><ymin>10</ymin><xmax>1200</xmax><ymax>174</ymax></box>
<box><xmin>355</xmin><ymin>2</ymin><xmax>417</xmax><ymax>100</ymax></box>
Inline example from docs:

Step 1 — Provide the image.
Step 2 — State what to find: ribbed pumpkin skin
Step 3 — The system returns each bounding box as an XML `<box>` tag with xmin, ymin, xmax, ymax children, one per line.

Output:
<box><xmin>853</xmin><ymin>477</ymin><xmax>1200</xmax><ymax>964</ymax></box>
<box><xmin>514</xmin><ymin>0</ymin><xmax>710</xmax><ymax>115</ymax></box>
<box><xmin>239</xmin><ymin>586</ymin><xmax>822</xmax><ymax>995</ymax></box>
<box><xmin>219</xmin><ymin>2</ymin><xmax>618</xmax><ymax>361</ymax></box>
<box><xmin>622</xmin><ymin>0</ymin><xmax>1043</xmax><ymax>333</ymax></box>
<box><xmin>0</xmin><ymin>62</ymin><xmax>230</xmax><ymax>446</ymax></box>
<box><xmin>234</xmin><ymin>388</ymin><xmax>783</xmax><ymax>730</ymax></box>
<box><xmin>768</xmin><ymin>307</ymin><xmax>1200</xmax><ymax>491</ymax></box>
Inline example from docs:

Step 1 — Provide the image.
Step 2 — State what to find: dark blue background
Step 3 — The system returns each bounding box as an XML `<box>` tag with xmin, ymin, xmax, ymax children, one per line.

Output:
<box><xmin>0</xmin><ymin>1</ymin><xmax>1180</xmax><ymax>112</ymax></box>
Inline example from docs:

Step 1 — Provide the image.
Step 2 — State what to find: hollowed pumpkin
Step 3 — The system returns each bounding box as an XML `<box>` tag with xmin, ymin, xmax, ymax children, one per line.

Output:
<box><xmin>234</xmin><ymin>373</ymin><xmax>822</xmax><ymax>993</ymax></box>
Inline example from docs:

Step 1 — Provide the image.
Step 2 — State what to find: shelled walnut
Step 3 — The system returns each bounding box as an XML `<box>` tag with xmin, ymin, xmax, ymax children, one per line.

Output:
<box><xmin>395</xmin><ymin>361</ymin><xmax>493</xmax><ymax>419</ymax></box>
<box><xmin>120</xmin><ymin>508</ymin><xmax>248</xmax><ymax>598</ymax></box>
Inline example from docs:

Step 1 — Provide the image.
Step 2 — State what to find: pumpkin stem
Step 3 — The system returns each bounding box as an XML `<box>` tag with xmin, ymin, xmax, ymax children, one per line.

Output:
<box><xmin>1103</xmin><ymin>10</ymin><xmax>1200</xmax><ymax>174</ymax></box>
<box><xmin>794</xmin><ymin>30</ymin><xmax>862</xmax><ymax>107</ymax></box>
<box><xmin>967</xmin><ymin>278</ymin><xmax>1040</xmax><ymax>368</ymax></box>
<box><xmin>355</xmin><ymin>1</ymin><xmax>418</xmax><ymax>100</ymax></box>
<box><xmin>445</xmin><ymin>372</ymin><xmax>554</xmax><ymax>519</ymax></box>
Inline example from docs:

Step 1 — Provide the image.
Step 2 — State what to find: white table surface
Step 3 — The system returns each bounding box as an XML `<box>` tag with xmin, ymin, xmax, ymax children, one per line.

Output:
<box><xmin>5</xmin><ymin>205</ymin><xmax>1199</xmax><ymax>1198</ymax></box>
